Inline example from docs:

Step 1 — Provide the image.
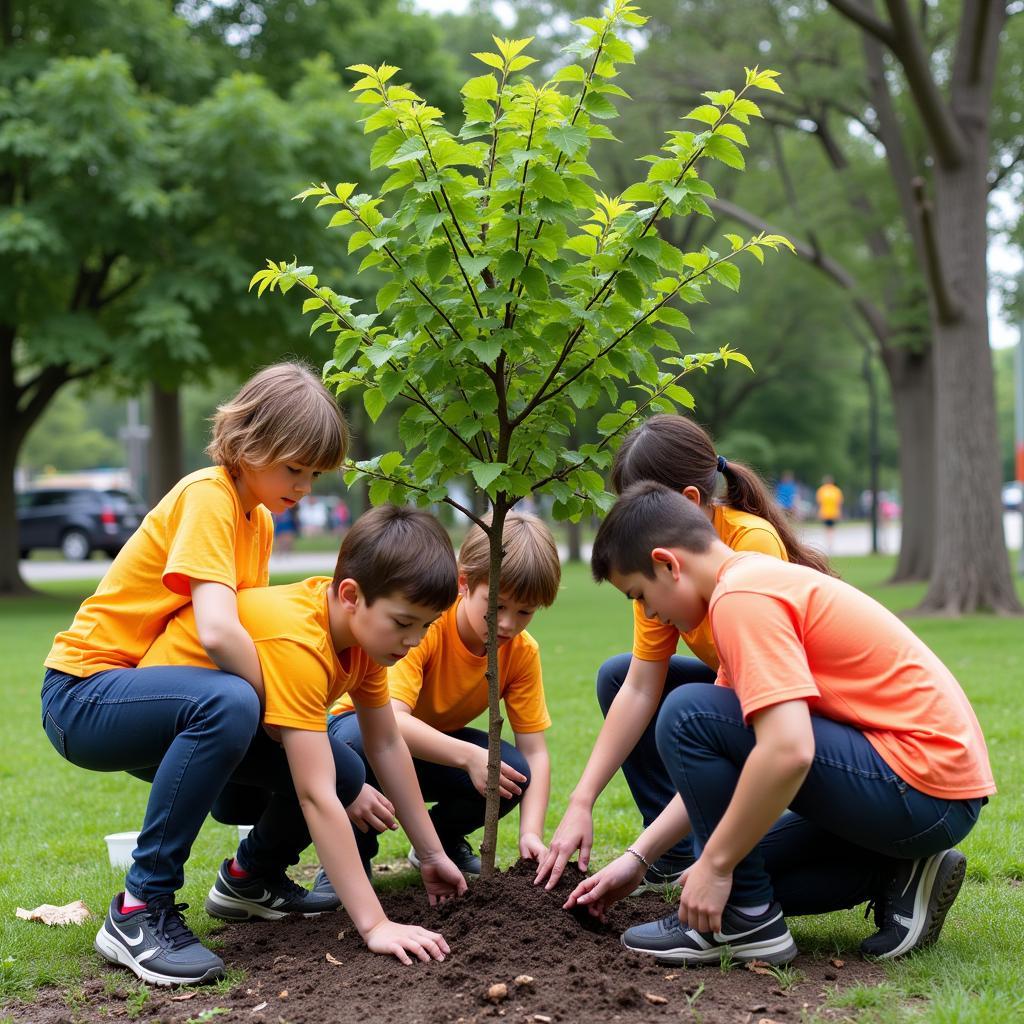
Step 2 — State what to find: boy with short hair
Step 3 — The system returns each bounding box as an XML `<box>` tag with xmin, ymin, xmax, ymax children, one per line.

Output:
<box><xmin>322</xmin><ymin>511</ymin><xmax>560</xmax><ymax>880</ymax></box>
<box><xmin>566</xmin><ymin>481</ymin><xmax>993</xmax><ymax>965</ymax></box>
<box><xmin>123</xmin><ymin>506</ymin><xmax>467</xmax><ymax>982</ymax></box>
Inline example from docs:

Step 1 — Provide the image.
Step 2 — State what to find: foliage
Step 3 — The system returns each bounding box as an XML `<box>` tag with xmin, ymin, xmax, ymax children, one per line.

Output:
<box><xmin>252</xmin><ymin>1</ymin><xmax>792</xmax><ymax>524</ymax></box>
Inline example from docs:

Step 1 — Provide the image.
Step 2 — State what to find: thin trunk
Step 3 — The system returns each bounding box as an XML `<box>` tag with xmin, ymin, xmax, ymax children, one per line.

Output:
<box><xmin>863</xmin><ymin>349</ymin><xmax>880</xmax><ymax>556</ymax></box>
<box><xmin>347</xmin><ymin>401</ymin><xmax>371</xmax><ymax>516</ymax></box>
<box><xmin>149</xmin><ymin>382</ymin><xmax>183</xmax><ymax>505</ymax></box>
<box><xmin>565</xmin><ymin>519</ymin><xmax>582</xmax><ymax>563</ymax></box>
<box><xmin>479</xmin><ymin>497</ymin><xmax>509</xmax><ymax>878</ymax></box>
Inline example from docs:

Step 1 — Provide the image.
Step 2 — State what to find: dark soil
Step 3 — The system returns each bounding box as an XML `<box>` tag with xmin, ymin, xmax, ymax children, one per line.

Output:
<box><xmin>6</xmin><ymin>861</ymin><xmax>884</xmax><ymax>1024</ymax></box>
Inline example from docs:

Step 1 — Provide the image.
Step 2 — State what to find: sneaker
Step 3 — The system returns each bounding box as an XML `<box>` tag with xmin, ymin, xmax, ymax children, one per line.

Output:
<box><xmin>621</xmin><ymin>902</ymin><xmax>798</xmax><ymax>966</ymax></box>
<box><xmin>204</xmin><ymin>859</ymin><xmax>340</xmax><ymax>921</ymax></box>
<box><xmin>94</xmin><ymin>894</ymin><xmax>224</xmax><ymax>987</ymax></box>
<box><xmin>633</xmin><ymin>854</ymin><xmax>691</xmax><ymax>894</ymax></box>
<box><xmin>860</xmin><ymin>849</ymin><xmax>966</xmax><ymax>959</ymax></box>
<box><xmin>408</xmin><ymin>839</ymin><xmax>481</xmax><ymax>876</ymax></box>
<box><xmin>311</xmin><ymin>855</ymin><xmax>372</xmax><ymax>899</ymax></box>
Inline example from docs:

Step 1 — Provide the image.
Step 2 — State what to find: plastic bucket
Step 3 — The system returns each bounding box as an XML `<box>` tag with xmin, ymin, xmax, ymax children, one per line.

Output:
<box><xmin>104</xmin><ymin>831</ymin><xmax>139</xmax><ymax>869</ymax></box>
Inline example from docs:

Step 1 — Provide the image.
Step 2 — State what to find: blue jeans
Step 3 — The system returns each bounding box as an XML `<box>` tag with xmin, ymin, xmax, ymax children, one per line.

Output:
<box><xmin>596</xmin><ymin>653</ymin><xmax>717</xmax><ymax>866</ymax></box>
<box><xmin>654</xmin><ymin>684</ymin><xmax>986</xmax><ymax>909</ymax></box>
<box><xmin>327</xmin><ymin>712</ymin><xmax>530</xmax><ymax>860</ymax></box>
<box><xmin>41</xmin><ymin>667</ymin><xmax>364</xmax><ymax>900</ymax></box>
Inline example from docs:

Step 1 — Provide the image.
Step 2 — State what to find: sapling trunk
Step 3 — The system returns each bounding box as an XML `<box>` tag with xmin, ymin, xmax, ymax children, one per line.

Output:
<box><xmin>478</xmin><ymin>497</ymin><xmax>509</xmax><ymax>878</ymax></box>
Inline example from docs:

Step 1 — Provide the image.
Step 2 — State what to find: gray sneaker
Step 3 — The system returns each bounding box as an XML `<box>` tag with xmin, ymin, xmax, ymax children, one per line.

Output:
<box><xmin>205</xmin><ymin>859</ymin><xmax>340</xmax><ymax>921</ymax></box>
<box><xmin>311</xmin><ymin>855</ymin><xmax>372</xmax><ymax>899</ymax></box>
<box><xmin>621</xmin><ymin>902</ymin><xmax>798</xmax><ymax>966</ymax></box>
<box><xmin>408</xmin><ymin>839</ymin><xmax>481</xmax><ymax>876</ymax></box>
<box><xmin>94</xmin><ymin>894</ymin><xmax>224</xmax><ymax>987</ymax></box>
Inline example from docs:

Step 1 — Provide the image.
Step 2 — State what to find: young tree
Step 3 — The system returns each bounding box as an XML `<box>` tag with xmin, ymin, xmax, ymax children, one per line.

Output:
<box><xmin>252</xmin><ymin>0</ymin><xmax>791</xmax><ymax>875</ymax></box>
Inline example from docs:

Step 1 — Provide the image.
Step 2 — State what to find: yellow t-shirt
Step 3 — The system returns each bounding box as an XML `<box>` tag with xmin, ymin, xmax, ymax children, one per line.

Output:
<box><xmin>331</xmin><ymin>599</ymin><xmax>551</xmax><ymax>734</ymax></box>
<box><xmin>141</xmin><ymin>576</ymin><xmax>389</xmax><ymax>731</ymax></box>
<box><xmin>632</xmin><ymin>504</ymin><xmax>787</xmax><ymax>670</ymax></box>
<box><xmin>45</xmin><ymin>467</ymin><xmax>274</xmax><ymax>677</ymax></box>
<box><xmin>816</xmin><ymin>483</ymin><xmax>843</xmax><ymax>521</ymax></box>
<box><xmin>710</xmin><ymin>553</ymin><xmax>995</xmax><ymax>801</ymax></box>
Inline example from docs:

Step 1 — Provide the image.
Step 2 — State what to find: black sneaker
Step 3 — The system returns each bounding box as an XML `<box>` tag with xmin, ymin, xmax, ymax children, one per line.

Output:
<box><xmin>94</xmin><ymin>894</ymin><xmax>224</xmax><ymax>987</ymax></box>
<box><xmin>860</xmin><ymin>849</ymin><xmax>966</xmax><ymax>959</ymax></box>
<box><xmin>311</xmin><ymin>855</ymin><xmax>373</xmax><ymax>899</ymax></box>
<box><xmin>621</xmin><ymin>902</ymin><xmax>798</xmax><ymax>966</ymax></box>
<box><xmin>408</xmin><ymin>839</ymin><xmax>481</xmax><ymax>876</ymax></box>
<box><xmin>204</xmin><ymin>859</ymin><xmax>340</xmax><ymax>921</ymax></box>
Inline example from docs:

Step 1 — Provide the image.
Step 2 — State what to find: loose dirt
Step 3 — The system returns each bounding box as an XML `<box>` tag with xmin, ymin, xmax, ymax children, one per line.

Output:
<box><xmin>5</xmin><ymin>860</ymin><xmax>884</xmax><ymax>1023</ymax></box>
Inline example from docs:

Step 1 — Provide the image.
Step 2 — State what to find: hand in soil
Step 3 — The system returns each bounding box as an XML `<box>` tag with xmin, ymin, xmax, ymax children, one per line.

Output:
<box><xmin>563</xmin><ymin>852</ymin><xmax>645</xmax><ymax>920</ymax></box>
<box><xmin>364</xmin><ymin>919</ymin><xmax>450</xmax><ymax>965</ymax></box>
<box><xmin>467</xmin><ymin>746</ymin><xmax>526</xmax><ymax>800</ymax></box>
<box><xmin>518</xmin><ymin>831</ymin><xmax>547</xmax><ymax>862</ymax></box>
<box><xmin>346</xmin><ymin>783</ymin><xmax>397</xmax><ymax>834</ymax></box>
<box><xmin>419</xmin><ymin>852</ymin><xmax>469</xmax><ymax>904</ymax></box>
<box><xmin>535</xmin><ymin>802</ymin><xmax>593</xmax><ymax>889</ymax></box>
<box><xmin>677</xmin><ymin>857</ymin><xmax>732</xmax><ymax>933</ymax></box>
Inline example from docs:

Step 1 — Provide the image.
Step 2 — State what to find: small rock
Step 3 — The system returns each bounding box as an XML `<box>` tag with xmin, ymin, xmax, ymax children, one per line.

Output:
<box><xmin>278</xmin><ymin>989</ymin><xmax>288</xmax><ymax>999</ymax></box>
<box><xmin>830</xmin><ymin>957</ymin><xmax>845</xmax><ymax>969</ymax></box>
<box><xmin>514</xmin><ymin>974</ymin><xmax>535</xmax><ymax>987</ymax></box>
<box><xmin>486</xmin><ymin>982</ymin><xmax>508</xmax><ymax>1004</ymax></box>
<box><xmin>534</xmin><ymin>1016</ymin><xmax>552</xmax><ymax>1023</ymax></box>
<box><xmin>644</xmin><ymin>992</ymin><xmax>668</xmax><ymax>1005</ymax></box>
<box><xmin>663</xmin><ymin>973</ymin><xmax>678</xmax><ymax>981</ymax></box>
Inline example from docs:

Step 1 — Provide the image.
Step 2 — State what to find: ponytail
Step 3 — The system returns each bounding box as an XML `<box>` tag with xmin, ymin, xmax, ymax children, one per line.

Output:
<box><xmin>611</xmin><ymin>414</ymin><xmax>834</xmax><ymax>576</ymax></box>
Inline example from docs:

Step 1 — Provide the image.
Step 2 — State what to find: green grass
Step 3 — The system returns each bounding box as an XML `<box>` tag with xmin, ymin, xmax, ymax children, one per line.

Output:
<box><xmin>2</xmin><ymin>557</ymin><xmax>1023</xmax><ymax>1022</ymax></box>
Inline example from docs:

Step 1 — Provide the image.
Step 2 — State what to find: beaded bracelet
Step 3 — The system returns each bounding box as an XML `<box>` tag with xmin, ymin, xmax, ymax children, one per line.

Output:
<box><xmin>626</xmin><ymin>846</ymin><xmax>650</xmax><ymax>869</ymax></box>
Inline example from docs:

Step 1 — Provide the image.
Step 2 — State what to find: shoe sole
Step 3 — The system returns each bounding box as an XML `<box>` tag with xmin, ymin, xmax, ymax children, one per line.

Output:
<box><xmin>875</xmin><ymin>849</ymin><xmax>967</xmax><ymax>960</ymax></box>
<box><xmin>204</xmin><ymin>887</ymin><xmax>333</xmax><ymax>922</ymax></box>
<box><xmin>94</xmin><ymin>926</ymin><xmax>223</xmax><ymax>987</ymax></box>
<box><xmin>622</xmin><ymin>932</ymin><xmax>798</xmax><ymax>967</ymax></box>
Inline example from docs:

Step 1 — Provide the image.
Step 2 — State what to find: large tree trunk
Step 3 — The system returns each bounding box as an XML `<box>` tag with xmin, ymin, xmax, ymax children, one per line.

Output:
<box><xmin>0</xmin><ymin>431</ymin><xmax>31</xmax><ymax>596</ymax></box>
<box><xmin>149</xmin><ymin>383</ymin><xmax>183</xmax><ymax>505</ymax></box>
<box><xmin>883</xmin><ymin>345</ymin><xmax>936</xmax><ymax>582</ymax></box>
<box><xmin>916</xmin><ymin>150</ymin><xmax>1020</xmax><ymax>613</ymax></box>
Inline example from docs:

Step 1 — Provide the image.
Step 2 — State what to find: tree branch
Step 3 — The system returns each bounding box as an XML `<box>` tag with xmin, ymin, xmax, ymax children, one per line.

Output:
<box><xmin>910</xmin><ymin>176</ymin><xmax>962</xmax><ymax>323</ymax></box>
<box><xmin>826</xmin><ymin>0</ymin><xmax>897</xmax><ymax>45</ymax></box>
<box><xmin>352</xmin><ymin>464</ymin><xmax>487</xmax><ymax>531</ymax></box>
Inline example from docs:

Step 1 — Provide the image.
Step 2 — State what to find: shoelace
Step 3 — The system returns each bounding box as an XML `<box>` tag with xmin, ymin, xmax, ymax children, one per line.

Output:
<box><xmin>147</xmin><ymin>902</ymin><xmax>200</xmax><ymax>951</ymax></box>
<box><xmin>267</xmin><ymin>872</ymin><xmax>312</xmax><ymax>902</ymax></box>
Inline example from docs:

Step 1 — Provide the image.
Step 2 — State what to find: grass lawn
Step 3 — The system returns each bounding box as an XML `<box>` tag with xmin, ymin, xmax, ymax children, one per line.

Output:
<box><xmin>1</xmin><ymin>557</ymin><xmax>1022</xmax><ymax>1022</ymax></box>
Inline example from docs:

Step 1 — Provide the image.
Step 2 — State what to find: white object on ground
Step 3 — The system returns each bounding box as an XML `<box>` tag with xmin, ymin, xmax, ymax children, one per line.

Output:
<box><xmin>104</xmin><ymin>831</ymin><xmax>139</xmax><ymax>869</ymax></box>
<box><xmin>16</xmin><ymin>900</ymin><xmax>91</xmax><ymax>925</ymax></box>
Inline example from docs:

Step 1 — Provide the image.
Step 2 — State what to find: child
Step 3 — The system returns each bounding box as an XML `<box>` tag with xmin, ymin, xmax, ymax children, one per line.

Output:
<box><xmin>135</xmin><ymin>505</ymin><xmax>466</xmax><ymax>979</ymax></box>
<box><xmin>538</xmin><ymin>414</ymin><xmax>830</xmax><ymax>890</ymax></box>
<box><xmin>321</xmin><ymin>511</ymin><xmax>560</xmax><ymax>880</ymax></box>
<box><xmin>565</xmin><ymin>481</ymin><xmax>993</xmax><ymax>964</ymax></box>
<box><xmin>40</xmin><ymin>363</ymin><xmax>347</xmax><ymax>985</ymax></box>
<box><xmin>816</xmin><ymin>474</ymin><xmax>844</xmax><ymax>552</ymax></box>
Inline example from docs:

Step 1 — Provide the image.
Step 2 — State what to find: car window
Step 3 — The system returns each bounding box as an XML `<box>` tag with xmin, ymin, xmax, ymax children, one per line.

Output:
<box><xmin>28</xmin><ymin>491</ymin><xmax>71</xmax><ymax>507</ymax></box>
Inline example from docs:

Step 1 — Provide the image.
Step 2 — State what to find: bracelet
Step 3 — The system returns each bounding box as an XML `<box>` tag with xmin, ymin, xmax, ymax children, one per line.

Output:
<box><xmin>626</xmin><ymin>846</ymin><xmax>650</xmax><ymax>869</ymax></box>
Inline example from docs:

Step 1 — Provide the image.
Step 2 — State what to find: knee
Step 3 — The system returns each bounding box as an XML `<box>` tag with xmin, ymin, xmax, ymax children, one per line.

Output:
<box><xmin>595</xmin><ymin>653</ymin><xmax>632</xmax><ymax>716</ymax></box>
<box><xmin>200</xmin><ymin>676</ymin><xmax>261</xmax><ymax>745</ymax></box>
<box><xmin>655</xmin><ymin>684</ymin><xmax>710</xmax><ymax>762</ymax></box>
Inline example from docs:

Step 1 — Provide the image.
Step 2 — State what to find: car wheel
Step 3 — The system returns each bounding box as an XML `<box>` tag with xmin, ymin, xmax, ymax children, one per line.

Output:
<box><xmin>60</xmin><ymin>529</ymin><xmax>92</xmax><ymax>561</ymax></box>
<box><xmin>19</xmin><ymin>550</ymin><xmax>29</xmax><ymax>560</ymax></box>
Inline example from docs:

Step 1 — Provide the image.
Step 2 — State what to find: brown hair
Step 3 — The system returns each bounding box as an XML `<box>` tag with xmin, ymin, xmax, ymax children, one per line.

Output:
<box><xmin>592</xmin><ymin>481</ymin><xmax>718</xmax><ymax>582</ymax></box>
<box><xmin>207</xmin><ymin>362</ymin><xmax>348</xmax><ymax>473</ymax></box>
<box><xmin>459</xmin><ymin>510</ymin><xmax>562</xmax><ymax>608</ymax></box>
<box><xmin>611</xmin><ymin>414</ymin><xmax>833</xmax><ymax>575</ymax></box>
<box><xmin>332</xmin><ymin>505</ymin><xmax>458</xmax><ymax>610</ymax></box>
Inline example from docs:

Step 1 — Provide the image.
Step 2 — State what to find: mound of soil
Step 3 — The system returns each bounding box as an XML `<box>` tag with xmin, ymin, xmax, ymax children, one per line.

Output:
<box><xmin>7</xmin><ymin>861</ymin><xmax>883</xmax><ymax>1024</ymax></box>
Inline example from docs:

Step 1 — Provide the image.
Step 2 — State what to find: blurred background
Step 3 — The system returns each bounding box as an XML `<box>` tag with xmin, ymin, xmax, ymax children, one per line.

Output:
<box><xmin>4</xmin><ymin>0</ymin><xmax>1023</xmax><ymax>591</ymax></box>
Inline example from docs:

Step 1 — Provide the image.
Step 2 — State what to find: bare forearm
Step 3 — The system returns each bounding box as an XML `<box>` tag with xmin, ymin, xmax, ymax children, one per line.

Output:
<box><xmin>395</xmin><ymin>713</ymin><xmax>476</xmax><ymax>770</ymax></box>
<box><xmin>204</xmin><ymin>626</ymin><xmax>266</xmax><ymax>706</ymax></box>
<box><xmin>518</xmin><ymin>747</ymin><xmax>550</xmax><ymax>839</ymax></box>
<box><xmin>632</xmin><ymin>794</ymin><xmax>691</xmax><ymax>864</ymax></box>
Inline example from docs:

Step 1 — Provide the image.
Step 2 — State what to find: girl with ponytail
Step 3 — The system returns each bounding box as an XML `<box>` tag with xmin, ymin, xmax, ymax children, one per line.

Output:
<box><xmin>536</xmin><ymin>415</ymin><xmax>832</xmax><ymax>892</ymax></box>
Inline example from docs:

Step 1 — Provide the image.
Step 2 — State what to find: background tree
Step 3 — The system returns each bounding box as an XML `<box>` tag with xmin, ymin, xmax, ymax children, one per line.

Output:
<box><xmin>255</xmin><ymin>2</ymin><xmax>792</xmax><ymax>874</ymax></box>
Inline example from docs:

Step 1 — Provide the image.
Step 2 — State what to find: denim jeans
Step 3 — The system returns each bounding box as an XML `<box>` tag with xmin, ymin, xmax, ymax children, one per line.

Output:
<box><xmin>41</xmin><ymin>667</ymin><xmax>364</xmax><ymax>900</ymax></box>
<box><xmin>654</xmin><ymin>684</ymin><xmax>986</xmax><ymax>909</ymax></box>
<box><xmin>327</xmin><ymin>712</ymin><xmax>530</xmax><ymax>860</ymax></box>
<box><xmin>596</xmin><ymin>652</ymin><xmax>717</xmax><ymax>865</ymax></box>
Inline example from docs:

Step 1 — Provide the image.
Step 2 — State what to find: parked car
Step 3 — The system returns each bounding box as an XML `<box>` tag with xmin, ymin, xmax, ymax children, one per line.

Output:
<box><xmin>1002</xmin><ymin>481</ymin><xmax>1023</xmax><ymax>511</ymax></box>
<box><xmin>17</xmin><ymin>488</ymin><xmax>148</xmax><ymax>561</ymax></box>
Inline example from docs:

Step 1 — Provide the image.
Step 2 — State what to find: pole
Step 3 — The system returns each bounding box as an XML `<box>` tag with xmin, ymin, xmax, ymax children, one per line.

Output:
<box><xmin>1014</xmin><ymin>324</ymin><xmax>1023</xmax><ymax>574</ymax></box>
<box><xmin>863</xmin><ymin>347</ymin><xmax>880</xmax><ymax>555</ymax></box>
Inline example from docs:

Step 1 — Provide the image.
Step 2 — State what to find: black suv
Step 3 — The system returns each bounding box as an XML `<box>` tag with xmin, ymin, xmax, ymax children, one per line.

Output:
<box><xmin>17</xmin><ymin>488</ymin><xmax>148</xmax><ymax>561</ymax></box>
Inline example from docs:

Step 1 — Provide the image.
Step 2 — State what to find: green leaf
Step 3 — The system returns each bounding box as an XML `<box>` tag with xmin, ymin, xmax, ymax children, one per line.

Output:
<box><xmin>461</xmin><ymin>256</ymin><xmax>490</xmax><ymax>277</ymax></box>
<box><xmin>582</xmin><ymin>92</ymin><xmax>617</xmax><ymax>119</ymax></box>
<box><xmin>710</xmin><ymin>260</ymin><xmax>741</xmax><ymax>291</ymax></box>
<box><xmin>685</xmin><ymin>104</ymin><xmax>720</xmax><ymax>126</ymax></box>
<box><xmin>379</xmin><ymin>451</ymin><xmax>403</xmax><ymax>475</ymax></box>
<box><xmin>469</xmin><ymin>460</ymin><xmax>506</xmax><ymax>490</ymax></box>
<box><xmin>462</xmin><ymin>74</ymin><xmax>498</xmax><ymax>101</ymax></box>
<box><xmin>363</xmin><ymin>387</ymin><xmax>387</xmax><ymax>423</ymax></box>
<box><xmin>620</xmin><ymin>181</ymin><xmax>658</xmax><ymax>202</ymax></box>
<box><xmin>615</xmin><ymin>270</ymin><xmax>643</xmax><ymax>307</ymax></box>
<box><xmin>472</xmin><ymin>51</ymin><xmax>505</xmax><ymax>69</ymax></box>
<box><xmin>496</xmin><ymin>250</ymin><xmax>525</xmax><ymax>280</ymax></box>
<box><xmin>368</xmin><ymin>478</ymin><xmax>392</xmax><ymax>506</ymax></box>
<box><xmin>530</xmin><ymin>164</ymin><xmax>570</xmax><ymax>201</ymax></box>
<box><xmin>376</xmin><ymin>279</ymin><xmax>403</xmax><ymax>312</ymax></box>
<box><xmin>704</xmin><ymin>135</ymin><xmax>745</xmax><ymax>169</ymax></box>
<box><xmin>426</xmin><ymin>245</ymin><xmax>450</xmax><ymax>283</ymax></box>
<box><xmin>468</xmin><ymin>335</ymin><xmax>502</xmax><ymax>364</ymax></box>
<box><xmin>551</xmin><ymin>64</ymin><xmax>586</xmax><ymax>83</ymax></box>
<box><xmin>546</xmin><ymin>123</ymin><xmax>589</xmax><ymax>157</ymax></box>
<box><xmin>730</xmin><ymin>98</ymin><xmax>762</xmax><ymax>124</ymax></box>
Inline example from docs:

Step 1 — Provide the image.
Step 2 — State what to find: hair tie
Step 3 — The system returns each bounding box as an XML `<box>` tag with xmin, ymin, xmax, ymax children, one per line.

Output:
<box><xmin>717</xmin><ymin>455</ymin><xmax>728</xmax><ymax>474</ymax></box>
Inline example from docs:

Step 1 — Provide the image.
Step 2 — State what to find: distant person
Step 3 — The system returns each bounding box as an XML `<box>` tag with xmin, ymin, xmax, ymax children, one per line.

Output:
<box><xmin>333</xmin><ymin>497</ymin><xmax>351</xmax><ymax>536</ymax></box>
<box><xmin>273</xmin><ymin>504</ymin><xmax>299</xmax><ymax>553</ymax></box>
<box><xmin>816</xmin><ymin>475</ymin><xmax>843</xmax><ymax>552</ymax></box>
<box><xmin>775</xmin><ymin>471</ymin><xmax>798</xmax><ymax>520</ymax></box>
<box><xmin>40</xmin><ymin>363</ymin><xmax>347</xmax><ymax>985</ymax></box>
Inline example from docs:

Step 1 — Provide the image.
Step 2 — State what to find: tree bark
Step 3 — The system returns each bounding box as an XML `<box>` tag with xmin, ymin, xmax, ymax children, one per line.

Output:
<box><xmin>565</xmin><ymin>518</ymin><xmax>583</xmax><ymax>563</ymax></box>
<box><xmin>149</xmin><ymin>382</ymin><xmax>183</xmax><ymax>505</ymax></box>
<box><xmin>0</xmin><ymin>426</ymin><xmax>31</xmax><ymax>596</ymax></box>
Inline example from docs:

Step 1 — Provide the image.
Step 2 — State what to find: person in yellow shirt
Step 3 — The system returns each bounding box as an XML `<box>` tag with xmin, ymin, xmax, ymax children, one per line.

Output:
<box><xmin>40</xmin><ymin>363</ymin><xmax>347</xmax><ymax>986</ymax></box>
<box><xmin>319</xmin><ymin>511</ymin><xmax>561</xmax><ymax>882</ymax></box>
<box><xmin>537</xmin><ymin>415</ymin><xmax>833</xmax><ymax>893</ymax></box>
<box><xmin>133</xmin><ymin>506</ymin><xmax>467</xmax><ymax>982</ymax></box>
<box><xmin>815</xmin><ymin>475</ymin><xmax>844</xmax><ymax>552</ymax></box>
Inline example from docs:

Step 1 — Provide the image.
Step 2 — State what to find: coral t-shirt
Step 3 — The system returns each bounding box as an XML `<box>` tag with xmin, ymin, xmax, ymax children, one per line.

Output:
<box><xmin>141</xmin><ymin>577</ymin><xmax>389</xmax><ymax>731</ymax></box>
<box><xmin>45</xmin><ymin>467</ymin><xmax>273</xmax><ymax>677</ymax></box>
<box><xmin>632</xmin><ymin>504</ymin><xmax>787</xmax><ymax>669</ymax></box>
<box><xmin>331</xmin><ymin>599</ymin><xmax>550</xmax><ymax>734</ymax></box>
<box><xmin>710</xmin><ymin>553</ymin><xmax>996</xmax><ymax>801</ymax></box>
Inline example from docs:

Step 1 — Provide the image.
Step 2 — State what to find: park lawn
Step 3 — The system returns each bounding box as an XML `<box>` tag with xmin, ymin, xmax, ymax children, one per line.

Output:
<box><xmin>1</xmin><ymin>558</ymin><xmax>1022</xmax><ymax>1023</ymax></box>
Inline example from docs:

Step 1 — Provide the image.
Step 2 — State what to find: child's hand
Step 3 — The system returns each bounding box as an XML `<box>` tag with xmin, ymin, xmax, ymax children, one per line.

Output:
<box><xmin>677</xmin><ymin>857</ymin><xmax>732</xmax><ymax>934</ymax></box>
<box><xmin>345</xmin><ymin>784</ymin><xmax>397</xmax><ymax>834</ymax></box>
<box><xmin>467</xmin><ymin>746</ymin><xmax>527</xmax><ymax>800</ymax></box>
<box><xmin>518</xmin><ymin>832</ymin><xmax>547</xmax><ymax>862</ymax></box>
<box><xmin>364</xmin><ymin>919</ymin><xmax>450</xmax><ymax>965</ymax></box>
<box><xmin>535</xmin><ymin>802</ymin><xmax>593</xmax><ymax>889</ymax></box>
<box><xmin>418</xmin><ymin>852</ymin><xmax>469</xmax><ymax>905</ymax></box>
<box><xmin>562</xmin><ymin>852</ymin><xmax>644</xmax><ymax>921</ymax></box>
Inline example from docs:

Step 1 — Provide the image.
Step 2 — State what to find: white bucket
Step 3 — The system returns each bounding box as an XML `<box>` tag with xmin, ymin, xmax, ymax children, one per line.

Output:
<box><xmin>104</xmin><ymin>831</ymin><xmax>140</xmax><ymax>869</ymax></box>
<box><xmin>237</xmin><ymin>824</ymin><xmax>254</xmax><ymax>841</ymax></box>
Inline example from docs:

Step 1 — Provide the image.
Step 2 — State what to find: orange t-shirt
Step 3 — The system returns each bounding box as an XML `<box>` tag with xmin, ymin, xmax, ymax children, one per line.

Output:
<box><xmin>331</xmin><ymin>599</ymin><xmax>550</xmax><ymax>734</ymax></box>
<box><xmin>45</xmin><ymin>467</ymin><xmax>274</xmax><ymax>677</ymax></box>
<box><xmin>632</xmin><ymin>504</ymin><xmax>787</xmax><ymax>669</ymax></box>
<box><xmin>141</xmin><ymin>577</ymin><xmax>388</xmax><ymax>731</ymax></box>
<box><xmin>709</xmin><ymin>553</ymin><xmax>995</xmax><ymax>801</ymax></box>
<box><xmin>816</xmin><ymin>483</ymin><xmax>843</xmax><ymax>520</ymax></box>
